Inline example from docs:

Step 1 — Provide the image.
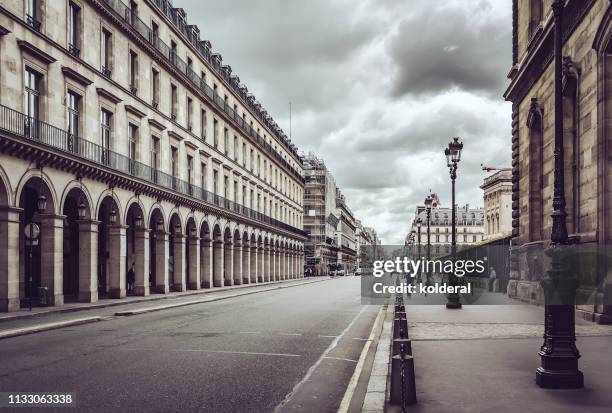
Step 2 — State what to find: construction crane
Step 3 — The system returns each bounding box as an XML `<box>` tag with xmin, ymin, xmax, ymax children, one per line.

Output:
<box><xmin>481</xmin><ymin>164</ymin><xmax>511</xmax><ymax>172</ymax></box>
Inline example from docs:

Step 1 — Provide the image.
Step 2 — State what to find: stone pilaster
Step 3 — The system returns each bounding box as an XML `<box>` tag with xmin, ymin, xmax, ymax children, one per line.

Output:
<box><xmin>0</xmin><ymin>207</ymin><xmax>22</xmax><ymax>311</ymax></box>
<box><xmin>213</xmin><ymin>240</ymin><xmax>224</xmax><ymax>287</ymax></box>
<box><xmin>257</xmin><ymin>246</ymin><xmax>264</xmax><ymax>283</ymax></box>
<box><xmin>152</xmin><ymin>231</ymin><xmax>169</xmax><ymax>294</ymax></box>
<box><xmin>224</xmin><ymin>241</ymin><xmax>234</xmax><ymax>286</ymax></box>
<box><xmin>39</xmin><ymin>214</ymin><xmax>65</xmax><ymax>306</ymax></box>
<box><xmin>233</xmin><ymin>241</ymin><xmax>242</xmax><ymax>285</ymax></box>
<box><xmin>171</xmin><ymin>233</ymin><xmax>186</xmax><ymax>292</ymax></box>
<box><xmin>76</xmin><ymin>219</ymin><xmax>100</xmax><ymax>302</ymax></box>
<box><xmin>201</xmin><ymin>239</ymin><xmax>212</xmax><ymax>288</ymax></box>
<box><xmin>242</xmin><ymin>244</ymin><xmax>250</xmax><ymax>284</ymax></box>
<box><xmin>264</xmin><ymin>246</ymin><xmax>271</xmax><ymax>282</ymax></box>
<box><xmin>250</xmin><ymin>244</ymin><xmax>258</xmax><ymax>283</ymax></box>
<box><xmin>133</xmin><ymin>228</ymin><xmax>150</xmax><ymax>296</ymax></box>
<box><xmin>187</xmin><ymin>236</ymin><xmax>201</xmax><ymax>290</ymax></box>
<box><xmin>107</xmin><ymin>224</ymin><xmax>127</xmax><ymax>299</ymax></box>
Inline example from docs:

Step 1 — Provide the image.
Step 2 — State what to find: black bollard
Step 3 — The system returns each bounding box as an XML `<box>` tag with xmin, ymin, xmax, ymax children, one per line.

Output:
<box><xmin>390</xmin><ymin>351</ymin><xmax>417</xmax><ymax>406</ymax></box>
<box><xmin>393</xmin><ymin>318</ymin><xmax>408</xmax><ymax>339</ymax></box>
<box><xmin>393</xmin><ymin>337</ymin><xmax>412</xmax><ymax>356</ymax></box>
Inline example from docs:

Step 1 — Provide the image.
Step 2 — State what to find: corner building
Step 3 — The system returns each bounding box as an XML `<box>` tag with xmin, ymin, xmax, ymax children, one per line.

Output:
<box><xmin>0</xmin><ymin>0</ymin><xmax>306</xmax><ymax>312</ymax></box>
<box><xmin>504</xmin><ymin>0</ymin><xmax>612</xmax><ymax>322</ymax></box>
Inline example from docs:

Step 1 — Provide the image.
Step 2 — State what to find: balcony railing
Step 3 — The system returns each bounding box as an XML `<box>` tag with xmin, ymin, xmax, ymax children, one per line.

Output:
<box><xmin>0</xmin><ymin>104</ymin><xmax>306</xmax><ymax>237</ymax></box>
<box><xmin>99</xmin><ymin>0</ymin><xmax>303</xmax><ymax>181</ymax></box>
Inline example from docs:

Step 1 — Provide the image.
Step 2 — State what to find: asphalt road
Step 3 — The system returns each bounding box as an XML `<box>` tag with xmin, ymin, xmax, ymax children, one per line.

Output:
<box><xmin>0</xmin><ymin>277</ymin><xmax>380</xmax><ymax>413</ymax></box>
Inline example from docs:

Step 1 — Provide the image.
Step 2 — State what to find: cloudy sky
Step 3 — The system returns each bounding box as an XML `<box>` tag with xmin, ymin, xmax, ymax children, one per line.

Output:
<box><xmin>175</xmin><ymin>0</ymin><xmax>513</xmax><ymax>244</ymax></box>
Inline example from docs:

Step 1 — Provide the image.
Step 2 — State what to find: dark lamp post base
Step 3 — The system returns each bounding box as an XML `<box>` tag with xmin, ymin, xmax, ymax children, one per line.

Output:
<box><xmin>536</xmin><ymin>363</ymin><xmax>584</xmax><ymax>389</ymax></box>
<box><xmin>446</xmin><ymin>293</ymin><xmax>462</xmax><ymax>309</ymax></box>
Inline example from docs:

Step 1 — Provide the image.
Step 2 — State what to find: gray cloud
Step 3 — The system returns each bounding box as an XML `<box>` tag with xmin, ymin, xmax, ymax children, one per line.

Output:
<box><xmin>389</xmin><ymin>2</ymin><xmax>512</xmax><ymax>97</ymax></box>
<box><xmin>173</xmin><ymin>0</ymin><xmax>513</xmax><ymax>243</ymax></box>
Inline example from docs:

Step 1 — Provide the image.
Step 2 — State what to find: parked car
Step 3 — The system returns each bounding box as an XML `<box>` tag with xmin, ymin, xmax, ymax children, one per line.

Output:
<box><xmin>355</xmin><ymin>268</ymin><xmax>363</xmax><ymax>276</ymax></box>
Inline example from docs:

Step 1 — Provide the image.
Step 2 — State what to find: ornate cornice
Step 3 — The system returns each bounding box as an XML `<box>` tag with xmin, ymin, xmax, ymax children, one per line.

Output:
<box><xmin>61</xmin><ymin>66</ymin><xmax>93</xmax><ymax>86</ymax></box>
<box><xmin>96</xmin><ymin>87</ymin><xmax>122</xmax><ymax>104</ymax></box>
<box><xmin>17</xmin><ymin>39</ymin><xmax>56</xmax><ymax>64</ymax></box>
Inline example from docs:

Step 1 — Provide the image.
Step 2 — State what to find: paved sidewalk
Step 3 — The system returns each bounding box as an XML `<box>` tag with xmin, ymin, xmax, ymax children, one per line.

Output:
<box><xmin>388</xmin><ymin>304</ymin><xmax>612</xmax><ymax>413</ymax></box>
<box><xmin>0</xmin><ymin>277</ymin><xmax>329</xmax><ymax>336</ymax></box>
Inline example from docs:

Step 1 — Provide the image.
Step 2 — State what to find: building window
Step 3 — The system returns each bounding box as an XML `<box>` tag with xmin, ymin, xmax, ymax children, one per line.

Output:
<box><xmin>171</xmin><ymin>146</ymin><xmax>178</xmax><ymax>189</ymax></box>
<box><xmin>100</xmin><ymin>109</ymin><xmax>112</xmax><ymax>165</ymax></box>
<box><xmin>213</xmin><ymin>119</ymin><xmax>219</xmax><ymax>148</ymax></box>
<box><xmin>250</xmin><ymin>149</ymin><xmax>254</xmax><ymax>172</ymax></box>
<box><xmin>200</xmin><ymin>109</ymin><xmax>206</xmax><ymax>140</ymax></box>
<box><xmin>25</xmin><ymin>0</ymin><xmax>41</xmax><ymax>31</ymax></box>
<box><xmin>233</xmin><ymin>180</ymin><xmax>238</xmax><ymax>202</ymax></box>
<box><xmin>101</xmin><ymin>29</ymin><xmax>112</xmax><ymax>76</ymax></box>
<box><xmin>170</xmin><ymin>84</ymin><xmax>177</xmax><ymax>120</ymax></box>
<box><xmin>187</xmin><ymin>97</ymin><xmax>193</xmax><ymax>130</ymax></box>
<box><xmin>224</xmin><ymin>128</ymin><xmax>229</xmax><ymax>155</ymax></box>
<box><xmin>242</xmin><ymin>185</ymin><xmax>246</xmax><ymax>205</ymax></box>
<box><xmin>529</xmin><ymin>0</ymin><xmax>544</xmax><ymax>38</ymax></box>
<box><xmin>224</xmin><ymin>176</ymin><xmax>229</xmax><ymax>199</ymax></box>
<box><xmin>234</xmin><ymin>136</ymin><xmax>238</xmax><ymax>161</ymax></box>
<box><xmin>67</xmin><ymin>91</ymin><xmax>80</xmax><ymax>138</ymax></box>
<box><xmin>128</xmin><ymin>123</ymin><xmax>138</xmax><ymax>173</ymax></box>
<box><xmin>151</xmin><ymin>136</ymin><xmax>160</xmax><ymax>170</ymax></box>
<box><xmin>213</xmin><ymin>170</ymin><xmax>218</xmax><ymax>195</ymax></box>
<box><xmin>201</xmin><ymin>162</ymin><xmax>207</xmax><ymax>191</ymax></box>
<box><xmin>68</xmin><ymin>2</ymin><xmax>80</xmax><ymax>56</ymax></box>
<box><xmin>151</xmin><ymin>68</ymin><xmax>159</xmax><ymax>108</ymax></box>
<box><xmin>129</xmin><ymin>50</ymin><xmax>138</xmax><ymax>94</ymax></box>
<box><xmin>187</xmin><ymin>155</ymin><xmax>193</xmax><ymax>186</ymax></box>
<box><xmin>24</xmin><ymin>67</ymin><xmax>40</xmax><ymax>122</ymax></box>
<box><xmin>242</xmin><ymin>143</ymin><xmax>246</xmax><ymax>167</ymax></box>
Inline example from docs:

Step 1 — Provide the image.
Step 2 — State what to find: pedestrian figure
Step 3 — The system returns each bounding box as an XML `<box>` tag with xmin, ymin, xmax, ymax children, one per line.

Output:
<box><xmin>127</xmin><ymin>262</ymin><xmax>135</xmax><ymax>294</ymax></box>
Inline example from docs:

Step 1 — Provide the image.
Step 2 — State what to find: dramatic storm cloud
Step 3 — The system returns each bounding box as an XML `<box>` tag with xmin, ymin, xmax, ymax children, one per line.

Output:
<box><xmin>175</xmin><ymin>0</ymin><xmax>512</xmax><ymax>243</ymax></box>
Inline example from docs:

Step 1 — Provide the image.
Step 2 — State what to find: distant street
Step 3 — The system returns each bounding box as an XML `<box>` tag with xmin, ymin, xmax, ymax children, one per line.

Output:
<box><xmin>0</xmin><ymin>277</ymin><xmax>380</xmax><ymax>413</ymax></box>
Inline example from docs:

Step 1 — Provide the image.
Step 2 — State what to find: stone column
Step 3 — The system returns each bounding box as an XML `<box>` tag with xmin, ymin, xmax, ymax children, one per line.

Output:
<box><xmin>270</xmin><ymin>247</ymin><xmax>276</xmax><ymax>281</ymax></box>
<box><xmin>233</xmin><ymin>241</ymin><xmax>242</xmax><ymax>285</ymax></box>
<box><xmin>242</xmin><ymin>244</ymin><xmax>250</xmax><ymax>284</ymax></box>
<box><xmin>153</xmin><ymin>231</ymin><xmax>169</xmax><ymax>293</ymax></box>
<box><xmin>224</xmin><ymin>240</ymin><xmax>234</xmax><ymax>286</ymax></box>
<box><xmin>171</xmin><ymin>233</ymin><xmax>186</xmax><ymax>292</ymax></box>
<box><xmin>258</xmin><ymin>246</ymin><xmax>264</xmax><ymax>283</ymax></box>
<box><xmin>250</xmin><ymin>244</ymin><xmax>258</xmax><ymax>283</ymax></box>
<box><xmin>187</xmin><ymin>235</ymin><xmax>201</xmax><ymax>290</ymax></box>
<box><xmin>39</xmin><ymin>214</ymin><xmax>65</xmax><ymax>306</ymax></box>
<box><xmin>201</xmin><ymin>239</ymin><xmax>212</xmax><ymax>288</ymax></box>
<box><xmin>77</xmin><ymin>219</ymin><xmax>100</xmax><ymax>302</ymax></box>
<box><xmin>107</xmin><ymin>224</ymin><xmax>127</xmax><ymax>299</ymax></box>
<box><xmin>0</xmin><ymin>207</ymin><xmax>21</xmax><ymax>311</ymax></box>
<box><xmin>277</xmin><ymin>249</ymin><xmax>282</xmax><ymax>280</ymax></box>
<box><xmin>133</xmin><ymin>228</ymin><xmax>150</xmax><ymax>296</ymax></box>
<box><xmin>213</xmin><ymin>240</ymin><xmax>224</xmax><ymax>287</ymax></box>
<box><xmin>264</xmin><ymin>246</ymin><xmax>271</xmax><ymax>282</ymax></box>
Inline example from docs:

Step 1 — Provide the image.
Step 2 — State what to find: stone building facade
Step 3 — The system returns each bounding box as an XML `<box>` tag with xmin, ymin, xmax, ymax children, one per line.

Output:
<box><xmin>0</xmin><ymin>0</ymin><xmax>306</xmax><ymax>312</ymax></box>
<box><xmin>407</xmin><ymin>203</ymin><xmax>485</xmax><ymax>258</ymax></box>
<box><xmin>504</xmin><ymin>0</ymin><xmax>612</xmax><ymax>322</ymax></box>
<box><xmin>302</xmin><ymin>153</ymin><xmax>338</xmax><ymax>276</ymax></box>
<box><xmin>481</xmin><ymin>169</ymin><xmax>513</xmax><ymax>240</ymax></box>
<box><xmin>335</xmin><ymin>190</ymin><xmax>357</xmax><ymax>273</ymax></box>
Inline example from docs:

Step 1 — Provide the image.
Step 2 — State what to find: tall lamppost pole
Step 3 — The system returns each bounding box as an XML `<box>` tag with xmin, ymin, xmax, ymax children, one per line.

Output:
<box><xmin>445</xmin><ymin>137</ymin><xmax>463</xmax><ymax>309</ymax></box>
<box><xmin>536</xmin><ymin>0</ymin><xmax>583</xmax><ymax>389</ymax></box>
<box><xmin>424</xmin><ymin>196</ymin><xmax>432</xmax><ymax>285</ymax></box>
<box><xmin>416</xmin><ymin>218</ymin><xmax>422</xmax><ymax>282</ymax></box>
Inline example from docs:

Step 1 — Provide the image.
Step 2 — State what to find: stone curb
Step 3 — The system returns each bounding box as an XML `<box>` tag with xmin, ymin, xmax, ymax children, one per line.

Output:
<box><xmin>361</xmin><ymin>305</ymin><xmax>393</xmax><ymax>412</ymax></box>
<box><xmin>0</xmin><ymin>278</ymin><xmax>331</xmax><ymax>340</ymax></box>
<box><xmin>0</xmin><ymin>316</ymin><xmax>104</xmax><ymax>340</ymax></box>
<box><xmin>0</xmin><ymin>277</ymin><xmax>327</xmax><ymax>323</ymax></box>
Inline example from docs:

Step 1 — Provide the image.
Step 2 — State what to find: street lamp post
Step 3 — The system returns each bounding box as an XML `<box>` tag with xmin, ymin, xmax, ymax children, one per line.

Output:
<box><xmin>445</xmin><ymin>137</ymin><xmax>463</xmax><ymax>309</ymax></box>
<box><xmin>416</xmin><ymin>218</ymin><xmax>422</xmax><ymax>282</ymax></box>
<box><xmin>536</xmin><ymin>0</ymin><xmax>583</xmax><ymax>389</ymax></box>
<box><xmin>424</xmin><ymin>196</ymin><xmax>432</xmax><ymax>285</ymax></box>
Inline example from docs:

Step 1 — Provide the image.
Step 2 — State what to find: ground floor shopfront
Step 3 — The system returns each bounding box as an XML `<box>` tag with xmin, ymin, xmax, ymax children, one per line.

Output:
<box><xmin>0</xmin><ymin>154</ymin><xmax>305</xmax><ymax>312</ymax></box>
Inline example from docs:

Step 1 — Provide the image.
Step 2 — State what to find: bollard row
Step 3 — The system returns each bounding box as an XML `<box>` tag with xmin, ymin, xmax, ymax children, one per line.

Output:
<box><xmin>390</xmin><ymin>293</ymin><xmax>417</xmax><ymax>410</ymax></box>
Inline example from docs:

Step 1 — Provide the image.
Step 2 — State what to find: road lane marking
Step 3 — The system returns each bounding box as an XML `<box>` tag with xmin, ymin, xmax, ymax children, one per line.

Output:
<box><xmin>237</xmin><ymin>331</ymin><xmax>261</xmax><ymax>334</ymax></box>
<box><xmin>338</xmin><ymin>306</ymin><xmax>385</xmax><ymax>413</ymax></box>
<box><xmin>318</xmin><ymin>334</ymin><xmax>339</xmax><ymax>338</ymax></box>
<box><xmin>273</xmin><ymin>306</ymin><xmax>367</xmax><ymax>413</ymax></box>
<box><xmin>120</xmin><ymin>348</ymin><xmax>301</xmax><ymax>358</ymax></box>
<box><xmin>351</xmin><ymin>338</ymin><xmax>370</xmax><ymax>341</ymax></box>
<box><xmin>278</xmin><ymin>333</ymin><xmax>302</xmax><ymax>336</ymax></box>
<box><xmin>322</xmin><ymin>356</ymin><xmax>358</xmax><ymax>363</ymax></box>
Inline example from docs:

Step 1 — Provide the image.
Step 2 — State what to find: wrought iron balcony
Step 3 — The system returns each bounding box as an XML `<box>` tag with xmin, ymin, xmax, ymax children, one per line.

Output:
<box><xmin>0</xmin><ymin>104</ymin><xmax>306</xmax><ymax>237</ymax></box>
<box><xmin>25</xmin><ymin>14</ymin><xmax>41</xmax><ymax>32</ymax></box>
<box><xmin>98</xmin><ymin>0</ymin><xmax>303</xmax><ymax>180</ymax></box>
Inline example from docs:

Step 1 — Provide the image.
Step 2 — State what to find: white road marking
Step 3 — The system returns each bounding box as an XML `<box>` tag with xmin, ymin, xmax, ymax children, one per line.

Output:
<box><xmin>120</xmin><ymin>348</ymin><xmax>301</xmax><ymax>358</ymax></box>
<box><xmin>318</xmin><ymin>334</ymin><xmax>339</xmax><ymax>338</ymax></box>
<box><xmin>322</xmin><ymin>356</ymin><xmax>358</xmax><ymax>363</ymax></box>
<box><xmin>278</xmin><ymin>333</ymin><xmax>302</xmax><ymax>336</ymax></box>
<box><xmin>337</xmin><ymin>306</ymin><xmax>385</xmax><ymax>413</ymax></box>
<box><xmin>237</xmin><ymin>331</ymin><xmax>261</xmax><ymax>334</ymax></box>
<box><xmin>273</xmin><ymin>306</ymin><xmax>367</xmax><ymax>413</ymax></box>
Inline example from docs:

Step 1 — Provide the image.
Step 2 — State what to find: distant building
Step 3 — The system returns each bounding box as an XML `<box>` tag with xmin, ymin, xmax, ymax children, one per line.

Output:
<box><xmin>407</xmin><ymin>203</ymin><xmax>485</xmax><ymax>257</ymax></box>
<box><xmin>303</xmin><ymin>153</ymin><xmax>339</xmax><ymax>276</ymax></box>
<box><xmin>481</xmin><ymin>170</ymin><xmax>512</xmax><ymax>240</ymax></box>
<box><xmin>335</xmin><ymin>190</ymin><xmax>357</xmax><ymax>273</ymax></box>
<box><xmin>355</xmin><ymin>221</ymin><xmax>375</xmax><ymax>270</ymax></box>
